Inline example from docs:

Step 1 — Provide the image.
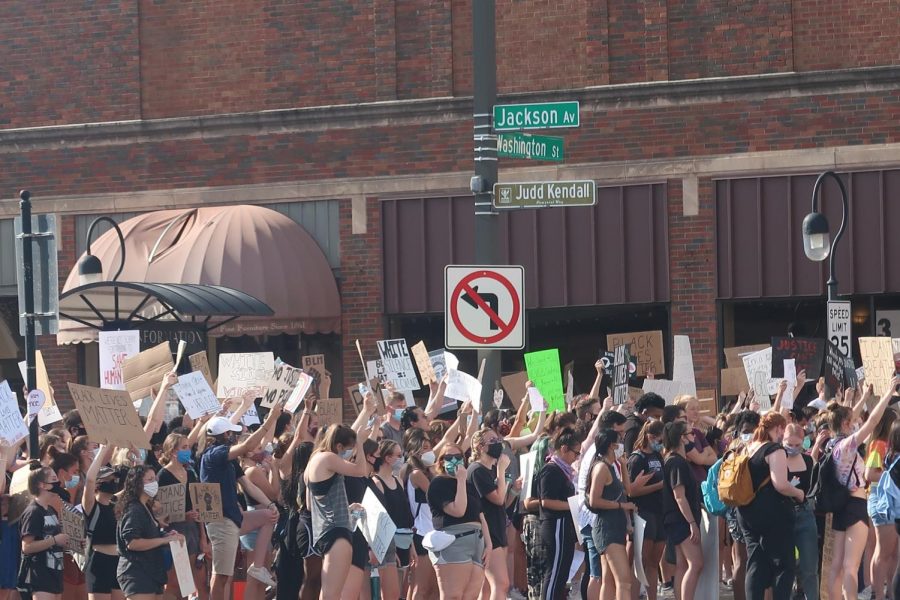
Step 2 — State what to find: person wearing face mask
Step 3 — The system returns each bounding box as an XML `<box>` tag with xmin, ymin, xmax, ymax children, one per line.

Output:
<box><xmin>401</xmin><ymin>429</ymin><xmax>438</xmax><ymax>599</ymax></box>
<box><xmin>371</xmin><ymin>439</ymin><xmax>414</xmax><ymax>600</ymax></box>
<box><xmin>627</xmin><ymin>420</ymin><xmax>667</xmax><ymax>600</ymax></box>
<box><xmin>782</xmin><ymin>423</ymin><xmax>817</xmax><ymax>600</ymax></box>
<box><xmin>381</xmin><ymin>391</ymin><xmax>409</xmax><ymax>446</ymax></box>
<box><xmin>19</xmin><ymin>461</ymin><xmax>69</xmax><ymax>600</ymax></box>
<box><xmin>156</xmin><ymin>433</ymin><xmax>207</xmax><ymax>600</ymax></box>
<box><xmin>722</xmin><ymin>410</ymin><xmax>760</xmax><ymax>600</ymax></box>
<box><xmin>864</xmin><ymin>409</ymin><xmax>898</xmax><ymax>600</ymax></box>
<box><xmin>83</xmin><ymin>445</ymin><xmax>123</xmax><ymax>600</ymax></box>
<box><xmin>623</xmin><ymin>393</ymin><xmax>666</xmax><ymax>455</ymax></box>
<box><xmin>47</xmin><ymin>448</ymin><xmax>80</xmax><ymax>504</ymax></box>
<box><xmin>116</xmin><ymin>465</ymin><xmax>184</xmax><ymax>600</ymax></box>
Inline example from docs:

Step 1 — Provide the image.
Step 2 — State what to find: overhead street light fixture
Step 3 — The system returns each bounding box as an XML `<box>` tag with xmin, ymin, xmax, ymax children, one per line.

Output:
<box><xmin>801</xmin><ymin>171</ymin><xmax>849</xmax><ymax>301</ymax></box>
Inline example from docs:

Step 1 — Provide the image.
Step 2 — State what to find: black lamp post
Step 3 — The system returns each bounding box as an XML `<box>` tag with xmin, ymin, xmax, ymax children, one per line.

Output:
<box><xmin>78</xmin><ymin>217</ymin><xmax>126</xmax><ymax>285</ymax></box>
<box><xmin>802</xmin><ymin>171</ymin><xmax>849</xmax><ymax>301</ymax></box>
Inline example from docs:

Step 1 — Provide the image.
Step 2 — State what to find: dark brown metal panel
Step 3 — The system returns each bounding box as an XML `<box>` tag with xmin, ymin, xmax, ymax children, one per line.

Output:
<box><xmin>759</xmin><ymin>176</ymin><xmax>791</xmax><ymax>297</ymax></box>
<box><xmin>382</xmin><ymin>183</ymin><xmax>671</xmax><ymax>314</ymax></box>
<box><xmin>884</xmin><ymin>170</ymin><xmax>900</xmax><ymax>292</ymax></box>
<box><xmin>715</xmin><ymin>180</ymin><xmax>733</xmax><ymax>299</ymax></box>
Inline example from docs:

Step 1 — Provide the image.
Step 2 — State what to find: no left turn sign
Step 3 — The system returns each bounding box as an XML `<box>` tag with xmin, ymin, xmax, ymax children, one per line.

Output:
<box><xmin>445</xmin><ymin>265</ymin><xmax>525</xmax><ymax>349</ymax></box>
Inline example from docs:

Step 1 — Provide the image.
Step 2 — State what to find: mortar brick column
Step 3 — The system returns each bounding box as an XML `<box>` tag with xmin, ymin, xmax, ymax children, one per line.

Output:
<box><xmin>339</xmin><ymin>197</ymin><xmax>385</xmax><ymax>417</ymax></box>
<box><xmin>373</xmin><ymin>0</ymin><xmax>398</xmax><ymax>101</ymax></box>
<box><xmin>429</xmin><ymin>0</ymin><xmax>453</xmax><ymax>97</ymax></box>
<box><xmin>585</xmin><ymin>0</ymin><xmax>611</xmax><ymax>86</ymax></box>
<box><xmin>667</xmin><ymin>178</ymin><xmax>718</xmax><ymax>398</ymax></box>
<box><xmin>644</xmin><ymin>0</ymin><xmax>669</xmax><ymax>81</ymax></box>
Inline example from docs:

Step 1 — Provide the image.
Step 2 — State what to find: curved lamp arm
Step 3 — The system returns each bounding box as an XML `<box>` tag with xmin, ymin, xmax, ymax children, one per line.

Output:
<box><xmin>85</xmin><ymin>217</ymin><xmax>126</xmax><ymax>282</ymax></box>
<box><xmin>810</xmin><ymin>170</ymin><xmax>849</xmax><ymax>299</ymax></box>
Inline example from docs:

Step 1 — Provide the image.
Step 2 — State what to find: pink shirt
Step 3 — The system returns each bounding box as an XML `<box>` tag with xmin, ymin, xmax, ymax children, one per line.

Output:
<box><xmin>831</xmin><ymin>435</ymin><xmax>865</xmax><ymax>491</ymax></box>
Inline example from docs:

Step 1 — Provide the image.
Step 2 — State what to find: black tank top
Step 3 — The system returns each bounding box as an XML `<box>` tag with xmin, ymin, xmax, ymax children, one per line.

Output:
<box><xmin>87</xmin><ymin>500</ymin><xmax>117</xmax><ymax>545</ymax></box>
<box><xmin>373</xmin><ymin>475</ymin><xmax>414</xmax><ymax>529</ymax></box>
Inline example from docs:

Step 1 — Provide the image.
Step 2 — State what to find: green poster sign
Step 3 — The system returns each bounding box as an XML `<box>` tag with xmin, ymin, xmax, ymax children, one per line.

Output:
<box><xmin>493</xmin><ymin>101</ymin><xmax>580</xmax><ymax>131</ymax></box>
<box><xmin>497</xmin><ymin>133</ymin><xmax>564</xmax><ymax>162</ymax></box>
<box><xmin>524</xmin><ymin>348</ymin><xmax>565</xmax><ymax>412</ymax></box>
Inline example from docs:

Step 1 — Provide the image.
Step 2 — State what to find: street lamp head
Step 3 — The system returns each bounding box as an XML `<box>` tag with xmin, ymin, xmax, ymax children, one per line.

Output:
<box><xmin>802</xmin><ymin>211</ymin><xmax>830</xmax><ymax>262</ymax></box>
<box><xmin>78</xmin><ymin>253</ymin><xmax>104</xmax><ymax>286</ymax></box>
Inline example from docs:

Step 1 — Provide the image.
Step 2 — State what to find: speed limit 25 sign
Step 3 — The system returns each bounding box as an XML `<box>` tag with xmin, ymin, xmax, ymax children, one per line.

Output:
<box><xmin>828</xmin><ymin>300</ymin><xmax>852</xmax><ymax>357</ymax></box>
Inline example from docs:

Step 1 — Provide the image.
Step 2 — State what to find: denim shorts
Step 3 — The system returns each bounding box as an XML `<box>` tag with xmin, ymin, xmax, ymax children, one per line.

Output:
<box><xmin>580</xmin><ymin>524</ymin><xmax>602</xmax><ymax>578</ymax></box>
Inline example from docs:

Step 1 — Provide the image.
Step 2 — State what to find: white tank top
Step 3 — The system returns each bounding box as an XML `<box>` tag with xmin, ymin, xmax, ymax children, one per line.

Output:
<box><xmin>407</xmin><ymin>473</ymin><xmax>434</xmax><ymax>535</ymax></box>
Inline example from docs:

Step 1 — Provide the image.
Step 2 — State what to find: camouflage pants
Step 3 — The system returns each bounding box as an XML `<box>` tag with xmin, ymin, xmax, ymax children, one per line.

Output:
<box><xmin>522</xmin><ymin>514</ymin><xmax>546</xmax><ymax>600</ymax></box>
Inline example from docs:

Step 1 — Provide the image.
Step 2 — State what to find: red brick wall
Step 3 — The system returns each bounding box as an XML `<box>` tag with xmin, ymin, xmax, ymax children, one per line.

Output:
<box><xmin>338</xmin><ymin>198</ymin><xmax>385</xmax><ymax>414</ymax></box>
<box><xmin>396</xmin><ymin>0</ymin><xmax>453</xmax><ymax>99</ymax></box>
<box><xmin>0</xmin><ymin>1</ymin><xmax>139</xmax><ymax>128</ymax></box>
<box><xmin>793</xmin><ymin>0</ymin><xmax>900</xmax><ymax>71</ymax></box>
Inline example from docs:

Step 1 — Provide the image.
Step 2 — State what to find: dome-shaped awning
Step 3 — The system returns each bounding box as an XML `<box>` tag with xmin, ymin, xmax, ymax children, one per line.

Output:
<box><xmin>58</xmin><ymin>205</ymin><xmax>341</xmax><ymax>343</ymax></box>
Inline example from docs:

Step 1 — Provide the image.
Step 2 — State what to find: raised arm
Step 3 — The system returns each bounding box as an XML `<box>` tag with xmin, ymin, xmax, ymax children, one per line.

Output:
<box><xmin>228</xmin><ymin>402</ymin><xmax>283</xmax><ymax>461</ymax></box>
<box><xmin>506</xmin><ymin>407</ymin><xmax>546</xmax><ymax>451</ymax></box>
<box><xmin>145</xmin><ymin>371</ymin><xmax>178</xmax><ymax>436</ymax></box>
<box><xmin>424</xmin><ymin>378</ymin><xmax>448</xmax><ymax>421</ymax></box>
<box><xmin>854</xmin><ymin>377</ymin><xmax>900</xmax><ymax>445</ymax></box>
<box><xmin>589</xmin><ymin>360</ymin><xmax>604</xmax><ymax>400</ymax></box>
<box><xmin>82</xmin><ymin>444</ymin><xmax>115</xmax><ymax>515</ymax></box>
<box><xmin>351</xmin><ymin>391</ymin><xmax>378</xmax><ymax>434</ymax></box>
<box><xmin>508</xmin><ymin>394</ymin><xmax>531</xmax><ymax>438</ymax></box>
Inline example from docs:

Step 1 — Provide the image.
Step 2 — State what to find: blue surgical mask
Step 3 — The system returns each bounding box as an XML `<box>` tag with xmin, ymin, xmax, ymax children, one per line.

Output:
<box><xmin>65</xmin><ymin>475</ymin><xmax>80</xmax><ymax>489</ymax></box>
<box><xmin>650</xmin><ymin>441</ymin><xmax>664</xmax><ymax>453</ymax></box>
<box><xmin>341</xmin><ymin>449</ymin><xmax>354</xmax><ymax>460</ymax></box>
<box><xmin>802</xmin><ymin>436</ymin><xmax>812</xmax><ymax>450</ymax></box>
<box><xmin>394</xmin><ymin>408</ymin><xmax>405</xmax><ymax>421</ymax></box>
<box><xmin>783</xmin><ymin>445</ymin><xmax>802</xmax><ymax>457</ymax></box>
<box><xmin>740</xmin><ymin>433</ymin><xmax>752</xmax><ymax>443</ymax></box>
<box><xmin>138</xmin><ymin>449</ymin><xmax>148</xmax><ymax>463</ymax></box>
<box><xmin>445</xmin><ymin>457</ymin><xmax>464</xmax><ymax>476</ymax></box>
<box><xmin>177</xmin><ymin>450</ymin><xmax>193</xmax><ymax>464</ymax></box>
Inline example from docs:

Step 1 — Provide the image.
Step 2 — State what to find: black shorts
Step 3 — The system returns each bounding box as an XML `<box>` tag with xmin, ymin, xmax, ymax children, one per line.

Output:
<box><xmin>351</xmin><ymin>529</ymin><xmax>369</xmax><ymax>569</ymax></box>
<box><xmin>117</xmin><ymin>564</ymin><xmax>165</xmax><ymax>597</ymax></box>
<box><xmin>18</xmin><ymin>563</ymin><xmax>63</xmax><ymax>595</ymax></box>
<box><xmin>666</xmin><ymin>520</ymin><xmax>691</xmax><ymax>547</ymax></box>
<box><xmin>86</xmin><ymin>551</ymin><xmax>121</xmax><ymax>593</ymax></box>
<box><xmin>639</xmin><ymin>512</ymin><xmax>666</xmax><ymax>543</ymax></box>
<box><xmin>834</xmin><ymin>497</ymin><xmax>869</xmax><ymax>532</ymax></box>
<box><xmin>314</xmin><ymin>527</ymin><xmax>353</xmax><ymax>557</ymax></box>
<box><xmin>413</xmin><ymin>533</ymin><xmax>427</xmax><ymax>556</ymax></box>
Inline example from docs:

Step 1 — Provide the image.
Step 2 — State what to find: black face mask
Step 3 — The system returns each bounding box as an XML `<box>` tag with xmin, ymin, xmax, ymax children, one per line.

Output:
<box><xmin>487</xmin><ymin>441</ymin><xmax>504</xmax><ymax>459</ymax></box>
<box><xmin>97</xmin><ymin>481</ymin><xmax>118</xmax><ymax>494</ymax></box>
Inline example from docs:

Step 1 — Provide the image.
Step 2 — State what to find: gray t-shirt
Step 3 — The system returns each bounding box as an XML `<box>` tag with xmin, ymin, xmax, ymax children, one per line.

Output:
<box><xmin>380</xmin><ymin>421</ymin><xmax>404</xmax><ymax>445</ymax></box>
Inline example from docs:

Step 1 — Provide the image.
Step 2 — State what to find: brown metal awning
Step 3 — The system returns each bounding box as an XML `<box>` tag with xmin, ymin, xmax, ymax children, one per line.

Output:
<box><xmin>59</xmin><ymin>205</ymin><xmax>341</xmax><ymax>343</ymax></box>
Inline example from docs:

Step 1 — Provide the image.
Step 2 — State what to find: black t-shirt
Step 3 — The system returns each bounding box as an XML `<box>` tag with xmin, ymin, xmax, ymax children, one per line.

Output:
<box><xmin>468</xmin><ymin>463</ymin><xmax>507</xmax><ymax>546</ymax></box>
<box><xmin>19</xmin><ymin>500</ymin><xmax>64</xmax><ymax>575</ymax></box>
<box><xmin>537</xmin><ymin>462</ymin><xmax>575</xmax><ymax>521</ymax></box>
<box><xmin>622</xmin><ymin>414</ymin><xmax>647</xmax><ymax>455</ymax></box>
<box><xmin>116</xmin><ymin>500</ymin><xmax>167</xmax><ymax>586</ymax></box>
<box><xmin>662</xmin><ymin>454</ymin><xmax>701</xmax><ymax>526</ymax></box>
<box><xmin>427</xmin><ymin>475</ymin><xmax>482</xmax><ymax>530</ymax></box>
<box><xmin>627</xmin><ymin>450</ymin><xmax>664</xmax><ymax>515</ymax></box>
<box><xmin>739</xmin><ymin>442</ymin><xmax>794</xmax><ymax>531</ymax></box>
<box><xmin>345</xmin><ymin>475</ymin><xmax>372</xmax><ymax>504</ymax></box>
<box><xmin>787</xmin><ymin>453</ymin><xmax>814</xmax><ymax>496</ymax></box>
<box><xmin>157</xmin><ymin>466</ymin><xmax>198</xmax><ymax>512</ymax></box>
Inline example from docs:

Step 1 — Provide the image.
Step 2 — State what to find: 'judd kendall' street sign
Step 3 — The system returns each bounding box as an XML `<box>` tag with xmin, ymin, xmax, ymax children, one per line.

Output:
<box><xmin>497</xmin><ymin>132</ymin><xmax>564</xmax><ymax>162</ymax></box>
<box><xmin>493</xmin><ymin>101</ymin><xmax>579</xmax><ymax>131</ymax></box>
<box><xmin>493</xmin><ymin>180</ymin><xmax>596</xmax><ymax>209</ymax></box>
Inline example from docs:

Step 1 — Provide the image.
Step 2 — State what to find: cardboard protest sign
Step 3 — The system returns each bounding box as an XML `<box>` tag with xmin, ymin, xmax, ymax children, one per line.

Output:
<box><xmin>612</xmin><ymin>344</ymin><xmax>630</xmax><ymax>405</ymax></box>
<box><xmin>724</xmin><ymin>344</ymin><xmax>770</xmax><ymax>369</ymax></box>
<box><xmin>501</xmin><ymin>371</ymin><xmax>529</xmax><ymax>410</ymax></box>
<box><xmin>7</xmin><ymin>464</ymin><xmax>31</xmax><ymax>523</ymax></box>
<box><xmin>189</xmin><ymin>352</ymin><xmax>214</xmax><ymax>388</ymax></box>
<box><xmin>157</xmin><ymin>484</ymin><xmax>187</xmax><ymax>523</ymax></box>
<box><xmin>17</xmin><ymin>351</ymin><xmax>63</xmax><ymax>426</ymax></box>
<box><xmin>721</xmin><ymin>367</ymin><xmax>750</xmax><ymax>396</ymax></box>
<box><xmin>375</xmin><ymin>339</ymin><xmax>420</xmax><ymax>391</ymax></box>
<box><xmin>358</xmin><ymin>487</ymin><xmax>397</xmax><ymax>563</ymax></box>
<box><xmin>606</xmin><ymin>331</ymin><xmax>664</xmax><ymax>376</ymax></box>
<box><xmin>67</xmin><ymin>383</ymin><xmax>151</xmax><ymax>449</ymax></box>
<box><xmin>217</xmin><ymin>352</ymin><xmax>274</xmax><ymax>399</ymax></box>
<box><xmin>524</xmin><ymin>349</ymin><xmax>565</xmax><ymax>412</ymax></box>
<box><xmin>261</xmin><ymin>362</ymin><xmax>302</xmax><ymax>408</ymax></box>
<box><xmin>284</xmin><ymin>371</ymin><xmax>315</xmax><ymax>413</ymax></box>
<box><xmin>742</xmin><ymin>348</ymin><xmax>778</xmax><ymax>409</ymax></box>
<box><xmin>172</xmin><ymin>372</ymin><xmax>220</xmax><ymax>419</ymax></box>
<box><xmin>317</xmin><ymin>397</ymin><xmax>343</xmax><ymax>427</ymax></box>
<box><xmin>672</xmin><ymin>335</ymin><xmax>698</xmax><ymax>396</ymax></box>
<box><xmin>189</xmin><ymin>483</ymin><xmax>224</xmax><ymax>522</ymax></box>
<box><xmin>347</xmin><ymin>384</ymin><xmax>365</xmax><ymax>415</ymax></box>
<box><xmin>122</xmin><ymin>342</ymin><xmax>175</xmax><ymax>402</ymax></box>
<box><xmin>0</xmin><ymin>381</ymin><xmax>28</xmax><ymax>446</ymax></box>
<box><xmin>822</xmin><ymin>341</ymin><xmax>847</xmax><ymax>397</ymax></box>
<box><xmin>697</xmin><ymin>392</ymin><xmax>718</xmax><ymax>415</ymax></box>
<box><xmin>60</xmin><ymin>508</ymin><xmax>86</xmax><ymax>554</ymax></box>
<box><xmin>99</xmin><ymin>330</ymin><xmax>141</xmax><ymax>391</ymax></box>
<box><xmin>411</xmin><ymin>341</ymin><xmax>436</xmax><ymax>384</ymax></box>
<box><xmin>771</xmin><ymin>337</ymin><xmax>825</xmax><ymax>379</ymax></box>
<box><xmin>301</xmin><ymin>354</ymin><xmax>330</xmax><ymax>400</ymax></box>
<box><xmin>859</xmin><ymin>337</ymin><xmax>895</xmax><ymax>397</ymax></box>
<box><xmin>170</xmin><ymin>539</ymin><xmax>196</xmax><ymax>597</ymax></box>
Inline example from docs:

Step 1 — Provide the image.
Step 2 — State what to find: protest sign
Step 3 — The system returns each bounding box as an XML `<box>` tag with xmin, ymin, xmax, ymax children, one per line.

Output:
<box><xmin>172</xmin><ymin>372</ymin><xmax>219</xmax><ymax>419</ymax></box>
<box><xmin>446</xmin><ymin>369</ymin><xmax>482</xmax><ymax>403</ymax></box>
<box><xmin>317</xmin><ymin>398</ymin><xmax>343</xmax><ymax>427</ymax></box>
<box><xmin>189</xmin><ymin>352</ymin><xmax>214</xmax><ymax>388</ymax></box>
<box><xmin>428</xmin><ymin>349</ymin><xmax>448</xmax><ymax>383</ymax></box>
<box><xmin>724</xmin><ymin>344</ymin><xmax>770</xmax><ymax>369</ymax></box>
<box><xmin>241</xmin><ymin>403</ymin><xmax>260</xmax><ymax>426</ymax></box>
<box><xmin>284</xmin><ymin>371</ymin><xmax>314</xmax><ymax>413</ymax></box>
<box><xmin>820</xmin><ymin>514</ymin><xmax>834</xmax><ymax>600</ymax></box>
<box><xmin>612</xmin><ymin>344</ymin><xmax>630</xmax><ymax>405</ymax></box>
<box><xmin>0</xmin><ymin>381</ymin><xmax>28</xmax><ymax>446</ymax></box>
<box><xmin>844</xmin><ymin>357</ymin><xmax>859</xmax><ymax>390</ymax></box>
<box><xmin>567</xmin><ymin>495</ymin><xmax>585</xmax><ymax>543</ymax></box>
<box><xmin>641</xmin><ymin>379</ymin><xmax>696</xmax><ymax>405</ymax></box>
<box><xmin>527</xmin><ymin>388</ymin><xmax>545</xmax><ymax>413</ymax></box>
<box><xmin>17</xmin><ymin>351</ymin><xmax>63</xmax><ymax>426</ymax></box>
<box><xmin>122</xmin><ymin>342</ymin><xmax>174</xmax><ymax>402</ymax></box>
<box><xmin>302</xmin><ymin>354</ymin><xmax>329</xmax><ymax>400</ymax></box>
<box><xmin>359</xmin><ymin>487</ymin><xmax>397</xmax><ymax>563</ymax></box>
<box><xmin>720</xmin><ymin>367</ymin><xmax>750</xmax><ymax>396</ymax></box>
<box><xmin>696</xmin><ymin>512</ymin><xmax>720</xmax><ymax>600</ymax></box>
<box><xmin>493</xmin><ymin>387</ymin><xmax>504</xmax><ymax>408</ymax></box>
<box><xmin>261</xmin><ymin>362</ymin><xmax>302</xmax><ymax>408</ymax></box>
<box><xmin>347</xmin><ymin>384</ymin><xmax>365</xmax><ymax>415</ymax></box>
<box><xmin>374</xmin><ymin>339</ymin><xmax>420</xmax><ymax>391</ymax></box>
<box><xmin>26</xmin><ymin>390</ymin><xmax>45</xmax><ymax>424</ymax></box>
<box><xmin>564</xmin><ymin>361</ymin><xmax>575</xmax><ymax>408</ymax></box>
<box><xmin>520</xmin><ymin>451</ymin><xmax>536</xmax><ymax>499</ymax></box>
<box><xmin>217</xmin><ymin>352</ymin><xmax>274</xmax><ymax>399</ymax></box>
<box><xmin>411</xmin><ymin>341</ymin><xmax>436</xmax><ymax>384</ymax></box>
<box><xmin>859</xmin><ymin>337</ymin><xmax>895</xmax><ymax>397</ymax></box>
<box><xmin>771</xmin><ymin>337</ymin><xmax>825</xmax><ymax>379</ymax></box>
<box><xmin>189</xmin><ymin>483</ymin><xmax>224</xmax><ymax>522</ymax></box>
<box><xmin>68</xmin><ymin>383</ymin><xmax>151</xmax><ymax>449</ymax></box>
<box><xmin>822</xmin><ymin>342</ymin><xmax>847</xmax><ymax>397</ymax></box>
<box><xmin>742</xmin><ymin>348</ymin><xmax>778</xmax><ymax>409</ymax></box>
<box><xmin>157</xmin><ymin>484</ymin><xmax>187</xmax><ymax>523</ymax></box>
<box><xmin>524</xmin><ymin>349</ymin><xmax>565</xmax><ymax>412</ymax></box>
<box><xmin>607</xmin><ymin>331</ymin><xmax>664</xmax><ymax>377</ymax></box>
<box><xmin>783</xmin><ymin>359</ymin><xmax>797</xmax><ymax>410</ymax></box>
<box><xmin>60</xmin><ymin>508</ymin><xmax>86</xmax><ymax>554</ymax></box>
<box><xmin>99</xmin><ymin>330</ymin><xmax>141</xmax><ymax>391</ymax></box>
<box><xmin>170</xmin><ymin>539</ymin><xmax>196</xmax><ymax>597</ymax></box>
<box><xmin>633</xmin><ymin>515</ymin><xmax>649</xmax><ymax>587</ymax></box>
<box><xmin>501</xmin><ymin>371</ymin><xmax>529</xmax><ymax>409</ymax></box>
<box><xmin>672</xmin><ymin>335</ymin><xmax>698</xmax><ymax>396</ymax></box>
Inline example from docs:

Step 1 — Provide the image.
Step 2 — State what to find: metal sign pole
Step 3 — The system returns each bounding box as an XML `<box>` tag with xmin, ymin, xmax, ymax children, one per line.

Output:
<box><xmin>19</xmin><ymin>190</ymin><xmax>39</xmax><ymax>459</ymax></box>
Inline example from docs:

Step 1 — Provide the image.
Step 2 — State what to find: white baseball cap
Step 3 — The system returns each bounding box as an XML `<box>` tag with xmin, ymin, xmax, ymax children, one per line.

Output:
<box><xmin>807</xmin><ymin>398</ymin><xmax>827</xmax><ymax>411</ymax></box>
<box><xmin>207</xmin><ymin>417</ymin><xmax>242</xmax><ymax>437</ymax></box>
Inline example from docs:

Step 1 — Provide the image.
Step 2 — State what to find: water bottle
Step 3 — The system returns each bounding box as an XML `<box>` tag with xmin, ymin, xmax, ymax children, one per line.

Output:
<box><xmin>370</xmin><ymin>568</ymin><xmax>381</xmax><ymax>597</ymax></box>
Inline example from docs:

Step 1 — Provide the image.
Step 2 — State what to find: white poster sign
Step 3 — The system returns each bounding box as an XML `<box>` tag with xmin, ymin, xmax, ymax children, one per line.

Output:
<box><xmin>17</xmin><ymin>355</ymin><xmax>63</xmax><ymax>427</ymax></box>
<box><xmin>567</xmin><ymin>495</ymin><xmax>585</xmax><ymax>543</ymax></box>
<box><xmin>0</xmin><ymin>381</ymin><xmax>28</xmax><ymax>445</ymax></box>
<box><xmin>695</xmin><ymin>511</ymin><xmax>720</xmax><ymax>600</ymax></box>
<box><xmin>284</xmin><ymin>371</ymin><xmax>315</xmax><ymax>414</ymax></box>
<box><xmin>520</xmin><ymin>452</ymin><xmax>536</xmax><ymax>500</ymax></box>
<box><xmin>216</xmin><ymin>353</ymin><xmax>275</xmax><ymax>399</ymax></box>
<box><xmin>641</xmin><ymin>378</ymin><xmax>696</xmax><ymax>405</ymax></box>
<box><xmin>170</xmin><ymin>539</ymin><xmax>197</xmax><ymax>597</ymax></box>
<box><xmin>172</xmin><ymin>371</ymin><xmax>220</xmax><ymax>419</ymax></box>
<box><xmin>783</xmin><ymin>359</ymin><xmax>797</xmax><ymax>410</ymax></box>
<box><xmin>358</xmin><ymin>487</ymin><xmax>397</xmax><ymax>563</ymax></box>
<box><xmin>633</xmin><ymin>515</ymin><xmax>649</xmax><ymax>587</ymax></box>
<box><xmin>26</xmin><ymin>390</ymin><xmax>45</xmax><ymax>424</ymax></box>
<box><xmin>98</xmin><ymin>330</ymin><xmax>141</xmax><ymax>391</ymax></box>
<box><xmin>742</xmin><ymin>347</ymin><xmax>778</xmax><ymax>409</ymax></box>
<box><xmin>375</xmin><ymin>339</ymin><xmax>420</xmax><ymax>391</ymax></box>
<box><xmin>672</xmin><ymin>335</ymin><xmax>698</xmax><ymax>396</ymax></box>
<box><xmin>527</xmin><ymin>387</ymin><xmax>544</xmax><ymax>413</ymax></box>
<box><xmin>445</xmin><ymin>369</ymin><xmax>481</xmax><ymax>403</ymax></box>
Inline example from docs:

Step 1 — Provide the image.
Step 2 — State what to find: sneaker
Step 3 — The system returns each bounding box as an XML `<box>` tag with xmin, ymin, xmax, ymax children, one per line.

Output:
<box><xmin>858</xmin><ymin>587</ymin><xmax>872</xmax><ymax>600</ymax></box>
<box><xmin>247</xmin><ymin>565</ymin><xmax>277</xmax><ymax>587</ymax></box>
<box><xmin>508</xmin><ymin>589</ymin><xmax>527</xmax><ymax>600</ymax></box>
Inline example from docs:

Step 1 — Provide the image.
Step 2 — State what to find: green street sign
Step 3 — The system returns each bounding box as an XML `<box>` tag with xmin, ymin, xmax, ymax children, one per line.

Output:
<box><xmin>493</xmin><ymin>180</ymin><xmax>596</xmax><ymax>209</ymax></box>
<box><xmin>493</xmin><ymin>101</ymin><xmax>579</xmax><ymax>131</ymax></box>
<box><xmin>497</xmin><ymin>132</ymin><xmax>564</xmax><ymax>162</ymax></box>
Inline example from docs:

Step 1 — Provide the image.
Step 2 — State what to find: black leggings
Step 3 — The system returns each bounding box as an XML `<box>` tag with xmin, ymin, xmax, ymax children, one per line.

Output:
<box><xmin>539</xmin><ymin>517</ymin><xmax>577</xmax><ymax>600</ymax></box>
<box><xmin>744</xmin><ymin>527</ymin><xmax>796</xmax><ymax>600</ymax></box>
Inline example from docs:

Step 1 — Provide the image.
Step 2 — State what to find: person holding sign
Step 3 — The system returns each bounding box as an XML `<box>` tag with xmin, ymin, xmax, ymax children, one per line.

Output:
<box><xmin>82</xmin><ymin>445</ymin><xmax>124</xmax><ymax>600</ymax></box>
<box><xmin>19</xmin><ymin>462</ymin><xmax>68</xmax><ymax>600</ymax></box>
<box><xmin>371</xmin><ymin>440</ymin><xmax>415</xmax><ymax>600</ymax></box>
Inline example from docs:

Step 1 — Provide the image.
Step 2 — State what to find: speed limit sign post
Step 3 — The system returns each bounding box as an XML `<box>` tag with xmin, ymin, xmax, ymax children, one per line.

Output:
<box><xmin>828</xmin><ymin>300</ymin><xmax>852</xmax><ymax>357</ymax></box>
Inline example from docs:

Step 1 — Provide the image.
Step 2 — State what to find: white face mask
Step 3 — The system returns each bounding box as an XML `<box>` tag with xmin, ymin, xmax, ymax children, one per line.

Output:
<box><xmin>614</xmin><ymin>443</ymin><xmax>625</xmax><ymax>459</ymax></box>
<box><xmin>421</xmin><ymin>451</ymin><xmax>436</xmax><ymax>467</ymax></box>
<box><xmin>740</xmin><ymin>433</ymin><xmax>752</xmax><ymax>443</ymax></box>
<box><xmin>340</xmin><ymin>449</ymin><xmax>354</xmax><ymax>460</ymax></box>
<box><xmin>143</xmin><ymin>481</ymin><xmax>159</xmax><ymax>499</ymax></box>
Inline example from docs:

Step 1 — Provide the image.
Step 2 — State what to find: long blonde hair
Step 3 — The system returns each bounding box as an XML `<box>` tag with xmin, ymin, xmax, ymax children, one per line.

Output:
<box><xmin>160</xmin><ymin>433</ymin><xmax>188</xmax><ymax>466</ymax></box>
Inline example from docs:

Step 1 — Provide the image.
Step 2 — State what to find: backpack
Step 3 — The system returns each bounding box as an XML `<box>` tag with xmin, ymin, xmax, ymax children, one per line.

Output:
<box><xmin>702</xmin><ymin>457</ymin><xmax>728</xmax><ymax>516</ymax></box>
<box><xmin>868</xmin><ymin>455</ymin><xmax>900</xmax><ymax>523</ymax></box>
<box><xmin>809</xmin><ymin>443</ymin><xmax>857</xmax><ymax>514</ymax></box>
<box><xmin>717</xmin><ymin>447</ymin><xmax>769</xmax><ymax>507</ymax></box>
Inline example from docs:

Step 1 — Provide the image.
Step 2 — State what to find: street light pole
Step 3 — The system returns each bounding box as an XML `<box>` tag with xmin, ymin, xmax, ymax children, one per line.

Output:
<box><xmin>19</xmin><ymin>190</ymin><xmax>39</xmax><ymax>459</ymax></box>
<box><xmin>803</xmin><ymin>171</ymin><xmax>849</xmax><ymax>301</ymax></box>
<box><xmin>473</xmin><ymin>0</ymin><xmax>500</xmax><ymax>412</ymax></box>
